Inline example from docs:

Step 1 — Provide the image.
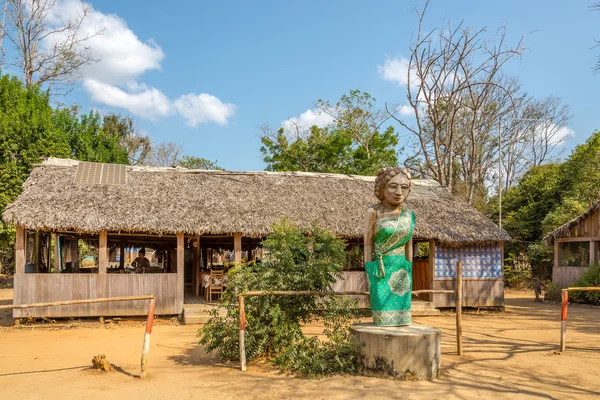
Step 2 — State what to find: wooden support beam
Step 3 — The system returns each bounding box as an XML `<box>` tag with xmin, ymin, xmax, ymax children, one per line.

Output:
<box><xmin>46</xmin><ymin>233</ymin><xmax>50</xmax><ymax>272</ymax></box>
<box><xmin>193</xmin><ymin>235</ymin><xmax>200</xmax><ymax>296</ymax></box>
<box><xmin>177</xmin><ymin>233</ymin><xmax>184</xmax><ymax>314</ymax></box>
<box><xmin>99</xmin><ymin>231</ymin><xmax>108</xmax><ymax>274</ymax></box>
<box><xmin>119</xmin><ymin>239</ymin><xmax>125</xmax><ymax>269</ymax></box>
<box><xmin>234</xmin><ymin>233</ymin><xmax>242</xmax><ymax>264</ymax></box>
<box><xmin>428</xmin><ymin>239</ymin><xmax>436</xmax><ymax>302</ymax></box>
<box><xmin>590</xmin><ymin>240</ymin><xmax>596</xmax><ymax>266</ymax></box>
<box><xmin>35</xmin><ymin>231</ymin><xmax>40</xmax><ymax>273</ymax></box>
<box><xmin>554</xmin><ymin>240</ymin><xmax>559</xmax><ymax>270</ymax></box>
<box><xmin>53</xmin><ymin>233</ymin><xmax>60</xmax><ymax>274</ymax></box>
<box><xmin>15</xmin><ymin>226</ymin><xmax>26</xmax><ymax>275</ymax></box>
<box><xmin>70</xmin><ymin>240</ymin><xmax>78</xmax><ymax>272</ymax></box>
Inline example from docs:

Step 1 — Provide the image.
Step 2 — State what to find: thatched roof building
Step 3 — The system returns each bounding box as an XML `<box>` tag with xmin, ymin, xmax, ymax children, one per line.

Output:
<box><xmin>3</xmin><ymin>158</ymin><xmax>509</xmax><ymax>245</ymax></box>
<box><xmin>544</xmin><ymin>200</ymin><xmax>600</xmax><ymax>246</ymax></box>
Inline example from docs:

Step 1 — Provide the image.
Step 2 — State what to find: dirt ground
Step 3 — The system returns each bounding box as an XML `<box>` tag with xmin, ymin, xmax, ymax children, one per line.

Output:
<box><xmin>0</xmin><ymin>287</ymin><xmax>599</xmax><ymax>400</ymax></box>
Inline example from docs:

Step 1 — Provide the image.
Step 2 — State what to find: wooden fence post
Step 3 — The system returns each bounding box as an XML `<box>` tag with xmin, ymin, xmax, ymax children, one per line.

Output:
<box><xmin>239</xmin><ymin>295</ymin><xmax>247</xmax><ymax>371</ymax></box>
<box><xmin>140</xmin><ymin>297</ymin><xmax>156</xmax><ymax>379</ymax></box>
<box><xmin>560</xmin><ymin>289</ymin><xmax>568</xmax><ymax>352</ymax></box>
<box><xmin>456</xmin><ymin>259</ymin><xmax>463</xmax><ymax>356</ymax></box>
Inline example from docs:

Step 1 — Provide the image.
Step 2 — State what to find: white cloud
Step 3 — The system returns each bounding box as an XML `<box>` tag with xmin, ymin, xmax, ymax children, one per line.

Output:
<box><xmin>46</xmin><ymin>1</ymin><xmax>236</xmax><ymax>125</ymax></box>
<box><xmin>281</xmin><ymin>109</ymin><xmax>335</xmax><ymax>138</ymax></box>
<box><xmin>83</xmin><ymin>79</ymin><xmax>171</xmax><ymax>119</ymax></box>
<box><xmin>174</xmin><ymin>93</ymin><xmax>237</xmax><ymax>127</ymax></box>
<box><xmin>398</xmin><ymin>105</ymin><xmax>415</xmax><ymax>117</ymax></box>
<box><xmin>377</xmin><ymin>57</ymin><xmax>410</xmax><ymax>86</ymax></box>
<box><xmin>534</xmin><ymin>124</ymin><xmax>574</xmax><ymax>146</ymax></box>
<box><xmin>45</xmin><ymin>0</ymin><xmax>164</xmax><ymax>85</ymax></box>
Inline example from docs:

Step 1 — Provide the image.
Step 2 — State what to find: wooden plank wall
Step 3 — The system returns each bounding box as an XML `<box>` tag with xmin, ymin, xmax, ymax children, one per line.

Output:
<box><xmin>332</xmin><ymin>271</ymin><xmax>369</xmax><ymax>307</ymax></box>
<box><xmin>564</xmin><ymin>208</ymin><xmax>600</xmax><ymax>238</ymax></box>
<box><xmin>13</xmin><ymin>274</ymin><xmax>178</xmax><ymax>318</ymax></box>
<box><xmin>432</xmin><ymin>279</ymin><xmax>504</xmax><ymax>308</ymax></box>
<box><xmin>553</xmin><ymin>266</ymin><xmax>588</xmax><ymax>288</ymax></box>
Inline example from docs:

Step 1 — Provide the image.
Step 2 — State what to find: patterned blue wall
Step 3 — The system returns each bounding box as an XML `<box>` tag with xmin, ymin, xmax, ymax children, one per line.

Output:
<box><xmin>434</xmin><ymin>244</ymin><xmax>503</xmax><ymax>279</ymax></box>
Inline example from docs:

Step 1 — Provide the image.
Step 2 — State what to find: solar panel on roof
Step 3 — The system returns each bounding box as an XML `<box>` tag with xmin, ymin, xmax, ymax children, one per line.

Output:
<box><xmin>75</xmin><ymin>162</ymin><xmax>127</xmax><ymax>185</ymax></box>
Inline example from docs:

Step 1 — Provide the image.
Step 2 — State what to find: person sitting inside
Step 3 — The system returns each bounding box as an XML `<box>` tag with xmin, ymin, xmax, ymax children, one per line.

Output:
<box><xmin>131</xmin><ymin>248</ymin><xmax>151</xmax><ymax>273</ymax></box>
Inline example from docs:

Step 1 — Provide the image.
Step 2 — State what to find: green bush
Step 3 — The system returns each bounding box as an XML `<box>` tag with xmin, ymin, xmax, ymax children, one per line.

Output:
<box><xmin>198</xmin><ymin>220</ymin><xmax>362</xmax><ymax>377</ymax></box>
<box><xmin>569</xmin><ymin>263</ymin><xmax>600</xmax><ymax>305</ymax></box>
<box><xmin>544</xmin><ymin>281</ymin><xmax>562</xmax><ymax>302</ymax></box>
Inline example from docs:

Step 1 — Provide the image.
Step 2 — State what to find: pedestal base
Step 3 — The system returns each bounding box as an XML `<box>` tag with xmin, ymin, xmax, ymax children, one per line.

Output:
<box><xmin>351</xmin><ymin>323</ymin><xmax>441</xmax><ymax>380</ymax></box>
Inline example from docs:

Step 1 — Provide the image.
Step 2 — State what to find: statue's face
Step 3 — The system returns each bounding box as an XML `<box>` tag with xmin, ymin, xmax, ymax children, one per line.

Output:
<box><xmin>383</xmin><ymin>173</ymin><xmax>411</xmax><ymax>205</ymax></box>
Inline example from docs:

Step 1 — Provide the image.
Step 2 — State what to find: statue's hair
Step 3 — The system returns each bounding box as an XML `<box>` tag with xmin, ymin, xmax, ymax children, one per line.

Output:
<box><xmin>374</xmin><ymin>167</ymin><xmax>412</xmax><ymax>201</ymax></box>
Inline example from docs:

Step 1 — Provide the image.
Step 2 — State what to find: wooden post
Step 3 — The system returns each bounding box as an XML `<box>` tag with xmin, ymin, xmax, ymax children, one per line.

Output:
<box><xmin>194</xmin><ymin>235</ymin><xmax>201</xmax><ymax>296</ymax></box>
<box><xmin>428</xmin><ymin>239</ymin><xmax>436</xmax><ymax>302</ymax></box>
<box><xmin>35</xmin><ymin>231</ymin><xmax>40</xmax><ymax>273</ymax></box>
<box><xmin>177</xmin><ymin>233</ymin><xmax>184</xmax><ymax>314</ymax></box>
<box><xmin>590</xmin><ymin>240</ymin><xmax>596</xmax><ymax>266</ymax></box>
<box><xmin>239</xmin><ymin>295</ymin><xmax>247</xmax><ymax>371</ymax></box>
<box><xmin>554</xmin><ymin>240</ymin><xmax>559</xmax><ymax>271</ymax></box>
<box><xmin>70</xmin><ymin>240</ymin><xmax>78</xmax><ymax>272</ymax></box>
<box><xmin>15</xmin><ymin>226</ymin><xmax>26</xmax><ymax>275</ymax></box>
<box><xmin>234</xmin><ymin>233</ymin><xmax>242</xmax><ymax>264</ymax></box>
<box><xmin>99</xmin><ymin>231</ymin><xmax>108</xmax><ymax>274</ymax></box>
<box><xmin>119</xmin><ymin>238</ymin><xmax>125</xmax><ymax>269</ymax></box>
<box><xmin>456</xmin><ymin>259</ymin><xmax>463</xmax><ymax>356</ymax></box>
<box><xmin>140</xmin><ymin>297</ymin><xmax>156</xmax><ymax>379</ymax></box>
<box><xmin>560</xmin><ymin>289</ymin><xmax>568</xmax><ymax>352</ymax></box>
<box><xmin>53</xmin><ymin>233</ymin><xmax>60</xmax><ymax>273</ymax></box>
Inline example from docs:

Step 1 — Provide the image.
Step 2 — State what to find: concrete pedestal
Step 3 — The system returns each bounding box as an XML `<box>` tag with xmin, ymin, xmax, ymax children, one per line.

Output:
<box><xmin>351</xmin><ymin>323</ymin><xmax>441</xmax><ymax>380</ymax></box>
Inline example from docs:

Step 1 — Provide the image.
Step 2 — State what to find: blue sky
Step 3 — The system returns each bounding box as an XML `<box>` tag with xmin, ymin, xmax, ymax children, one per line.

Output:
<box><xmin>61</xmin><ymin>0</ymin><xmax>598</xmax><ymax>171</ymax></box>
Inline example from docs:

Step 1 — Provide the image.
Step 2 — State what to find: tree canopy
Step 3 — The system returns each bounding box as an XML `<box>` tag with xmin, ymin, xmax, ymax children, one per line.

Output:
<box><xmin>261</xmin><ymin>90</ymin><xmax>400</xmax><ymax>175</ymax></box>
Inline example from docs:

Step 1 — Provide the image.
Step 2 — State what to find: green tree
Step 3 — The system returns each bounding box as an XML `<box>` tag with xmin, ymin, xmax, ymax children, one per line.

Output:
<box><xmin>199</xmin><ymin>220</ymin><xmax>361</xmax><ymax>377</ymax></box>
<box><xmin>53</xmin><ymin>109</ymin><xmax>129</xmax><ymax>164</ymax></box>
<box><xmin>176</xmin><ymin>155</ymin><xmax>224</xmax><ymax>170</ymax></box>
<box><xmin>0</xmin><ymin>75</ymin><xmax>70</xmax><ymax>271</ymax></box>
<box><xmin>261</xmin><ymin>90</ymin><xmax>400</xmax><ymax>175</ymax></box>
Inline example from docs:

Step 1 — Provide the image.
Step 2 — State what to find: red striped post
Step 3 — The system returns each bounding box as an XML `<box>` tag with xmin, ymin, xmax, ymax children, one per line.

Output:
<box><xmin>560</xmin><ymin>289</ymin><xmax>568</xmax><ymax>352</ymax></box>
<box><xmin>239</xmin><ymin>295</ymin><xmax>247</xmax><ymax>371</ymax></box>
<box><xmin>140</xmin><ymin>298</ymin><xmax>156</xmax><ymax>379</ymax></box>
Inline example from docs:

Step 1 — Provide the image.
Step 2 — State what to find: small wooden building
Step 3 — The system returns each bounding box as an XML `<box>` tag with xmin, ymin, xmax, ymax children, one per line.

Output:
<box><xmin>3</xmin><ymin>158</ymin><xmax>510</xmax><ymax>320</ymax></box>
<box><xmin>545</xmin><ymin>202</ymin><xmax>600</xmax><ymax>287</ymax></box>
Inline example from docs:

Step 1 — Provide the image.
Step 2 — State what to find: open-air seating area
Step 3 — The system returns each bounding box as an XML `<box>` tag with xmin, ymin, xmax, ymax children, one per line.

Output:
<box><xmin>200</xmin><ymin>268</ymin><xmax>229</xmax><ymax>302</ymax></box>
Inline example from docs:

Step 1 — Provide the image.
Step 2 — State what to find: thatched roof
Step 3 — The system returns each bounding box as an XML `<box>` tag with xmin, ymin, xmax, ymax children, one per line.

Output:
<box><xmin>544</xmin><ymin>200</ymin><xmax>600</xmax><ymax>245</ymax></box>
<box><xmin>3</xmin><ymin>158</ymin><xmax>510</xmax><ymax>245</ymax></box>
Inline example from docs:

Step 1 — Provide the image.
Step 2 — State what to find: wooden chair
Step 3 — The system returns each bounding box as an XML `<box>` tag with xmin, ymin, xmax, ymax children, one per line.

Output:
<box><xmin>205</xmin><ymin>269</ymin><xmax>224</xmax><ymax>302</ymax></box>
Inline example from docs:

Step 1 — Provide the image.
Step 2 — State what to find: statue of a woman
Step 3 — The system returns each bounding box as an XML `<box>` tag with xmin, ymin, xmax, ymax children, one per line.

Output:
<box><xmin>364</xmin><ymin>167</ymin><xmax>415</xmax><ymax>326</ymax></box>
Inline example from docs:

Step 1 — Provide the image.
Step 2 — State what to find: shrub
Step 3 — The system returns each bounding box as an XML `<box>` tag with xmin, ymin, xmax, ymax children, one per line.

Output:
<box><xmin>198</xmin><ymin>220</ymin><xmax>362</xmax><ymax>377</ymax></box>
<box><xmin>544</xmin><ymin>281</ymin><xmax>562</xmax><ymax>302</ymax></box>
<box><xmin>569</xmin><ymin>263</ymin><xmax>600</xmax><ymax>306</ymax></box>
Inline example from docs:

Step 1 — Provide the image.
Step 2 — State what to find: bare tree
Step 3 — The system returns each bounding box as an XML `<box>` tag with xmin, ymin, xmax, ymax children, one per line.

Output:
<box><xmin>499</xmin><ymin>95</ymin><xmax>572</xmax><ymax>190</ymax></box>
<box><xmin>102</xmin><ymin>114</ymin><xmax>152</xmax><ymax>166</ymax></box>
<box><xmin>4</xmin><ymin>0</ymin><xmax>101</xmax><ymax>93</ymax></box>
<box><xmin>522</xmin><ymin>96</ymin><xmax>573</xmax><ymax>167</ymax></box>
<box><xmin>388</xmin><ymin>0</ymin><xmax>526</xmax><ymax>199</ymax></box>
<box><xmin>147</xmin><ymin>141</ymin><xmax>183</xmax><ymax>167</ymax></box>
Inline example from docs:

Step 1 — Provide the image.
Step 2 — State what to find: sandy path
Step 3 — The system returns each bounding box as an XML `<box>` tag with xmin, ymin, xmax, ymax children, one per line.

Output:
<box><xmin>0</xmin><ymin>289</ymin><xmax>599</xmax><ymax>400</ymax></box>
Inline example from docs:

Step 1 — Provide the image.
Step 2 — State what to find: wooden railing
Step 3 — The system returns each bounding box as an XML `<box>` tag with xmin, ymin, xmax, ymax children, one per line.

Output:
<box><xmin>236</xmin><ymin>260</ymin><xmax>465</xmax><ymax>371</ymax></box>
<box><xmin>0</xmin><ymin>296</ymin><xmax>157</xmax><ymax>379</ymax></box>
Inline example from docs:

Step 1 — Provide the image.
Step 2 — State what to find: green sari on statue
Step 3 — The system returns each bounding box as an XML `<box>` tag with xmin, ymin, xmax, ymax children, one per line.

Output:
<box><xmin>365</xmin><ymin>207</ymin><xmax>415</xmax><ymax>326</ymax></box>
